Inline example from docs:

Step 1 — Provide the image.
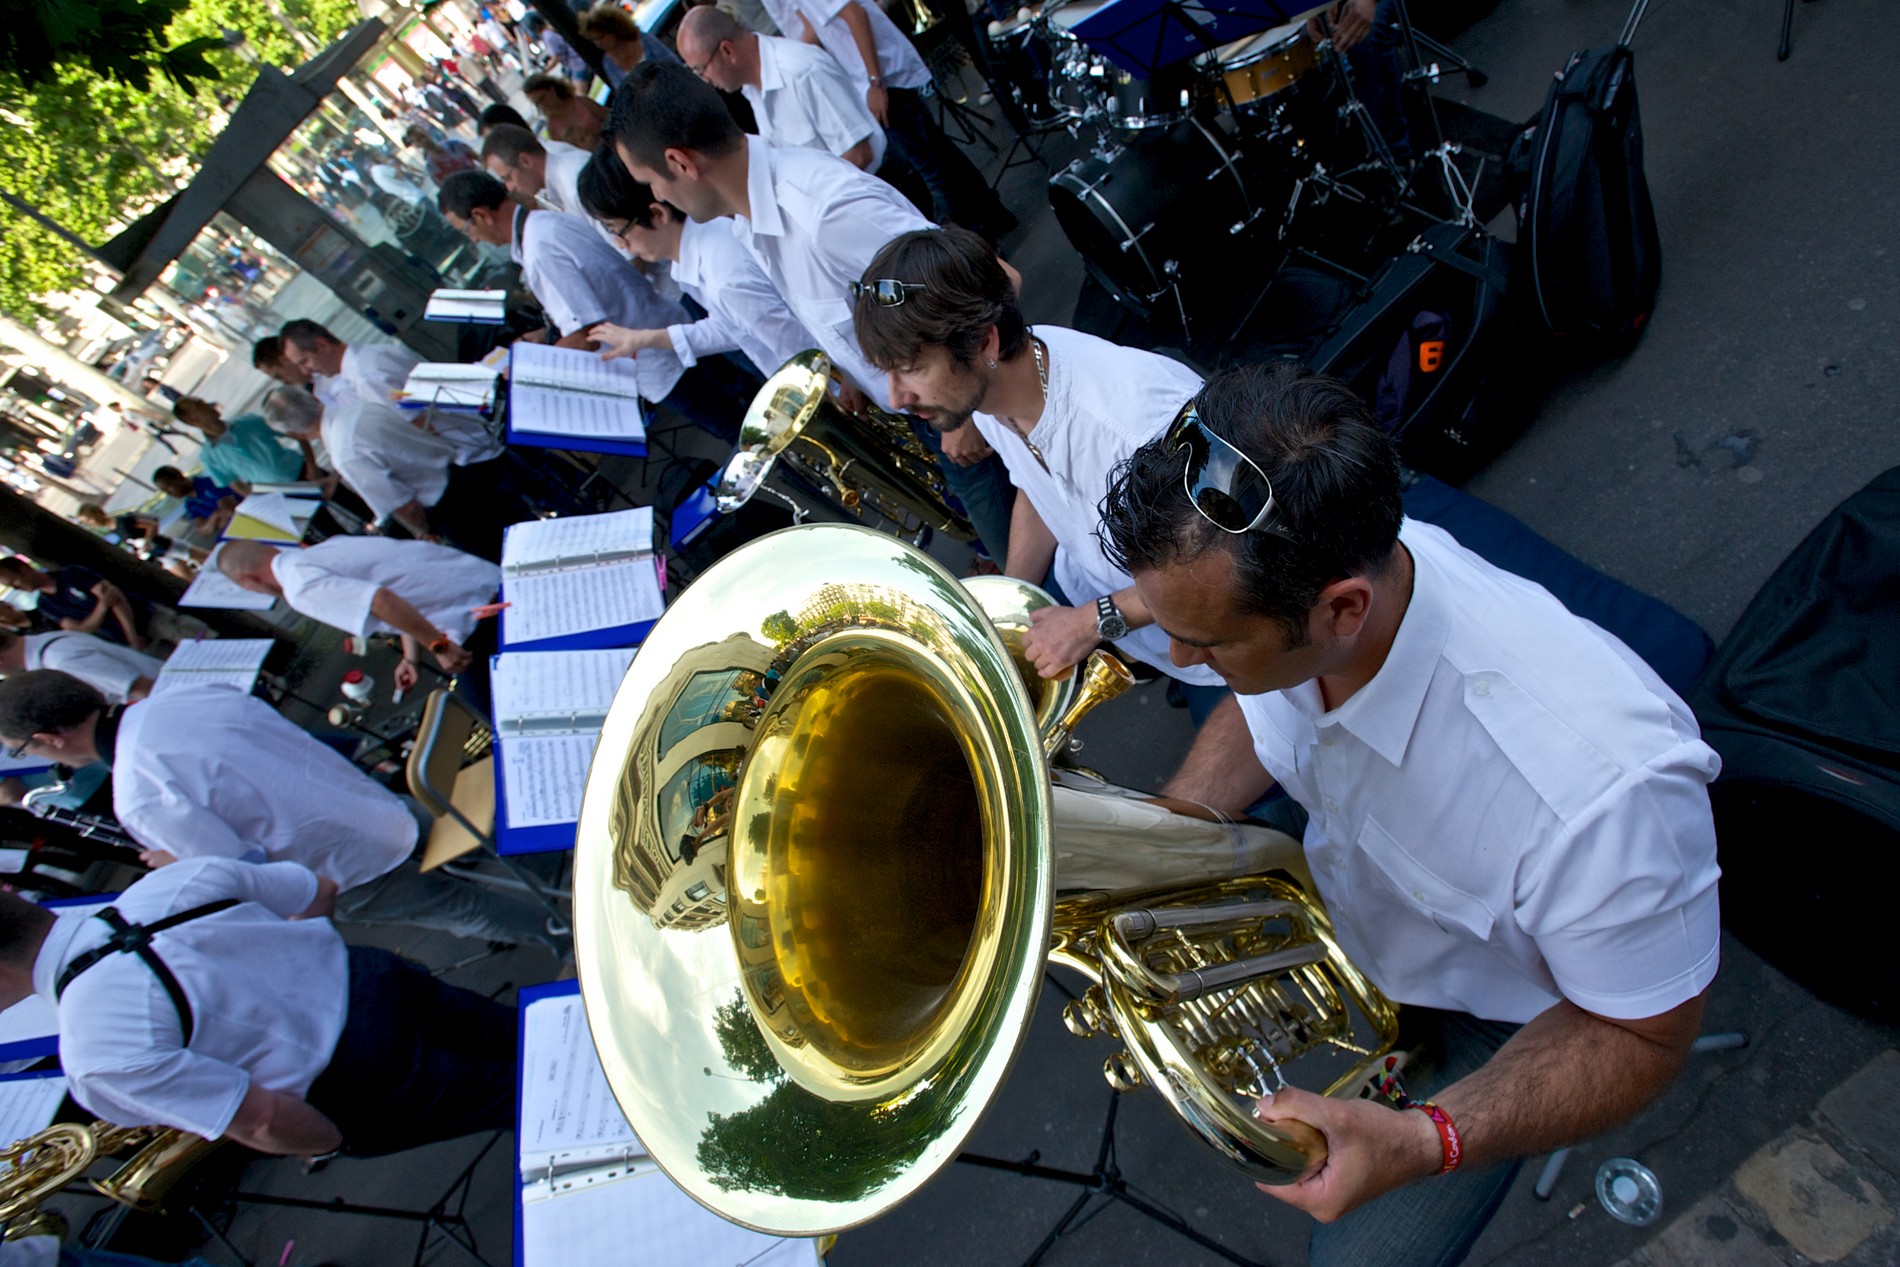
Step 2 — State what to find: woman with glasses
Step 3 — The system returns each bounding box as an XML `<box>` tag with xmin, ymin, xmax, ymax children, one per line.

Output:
<box><xmin>853</xmin><ymin>225</ymin><xmax>1231</xmax><ymax>721</ymax></box>
<box><xmin>1096</xmin><ymin>362</ymin><xmax>1721</xmax><ymax>1267</ymax></box>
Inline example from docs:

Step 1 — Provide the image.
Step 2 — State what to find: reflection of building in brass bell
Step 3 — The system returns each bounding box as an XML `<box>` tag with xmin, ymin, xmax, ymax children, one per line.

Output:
<box><xmin>1595</xmin><ymin>1157</ymin><xmax>1663</xmax><ymax>1226</ymax></box>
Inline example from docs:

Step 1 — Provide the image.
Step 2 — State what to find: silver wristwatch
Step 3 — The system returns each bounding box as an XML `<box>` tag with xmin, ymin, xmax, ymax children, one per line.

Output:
<box><xmin>1094</xmin><ymin>595</ymin><xmax>1128</xmax><ymax>641</ymax></box>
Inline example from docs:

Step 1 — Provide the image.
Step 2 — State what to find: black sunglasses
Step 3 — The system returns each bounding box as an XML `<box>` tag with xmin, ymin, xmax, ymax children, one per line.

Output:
<box><xmin>850</xmin><ymin>279</ymin><xmax>926</xmax><ymax>307</ymax></box>
<box><xmin>1164</xmin><ymin>403</ymin><xmax>1295</xmax><ymax>539</ymax></box>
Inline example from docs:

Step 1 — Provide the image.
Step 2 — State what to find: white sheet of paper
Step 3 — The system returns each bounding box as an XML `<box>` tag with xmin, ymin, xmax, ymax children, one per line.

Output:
<box><xmin>509</xmin><ymin>385</ymin><xmax>645</xmax><ymax>441</ymax></box>
<box><xmin>519</xmin><ymin>993</ymin><xmax>642</xmax><ymax>1178</ymax></box>
<box><xmin>162</xmin><ymin>639</ymin><xmax>273</xmax><ymax>674</ymax></box>
<box><xmin>492</xmin><ymin>649</ymin><xmax>636</xmax><ymax>728</ymax></box>
<box><xmin>0</xmin><ymin>900</ymin><xmax>111</xmax><ymax>1053</ymax></box>
<box><xmin>502</xmin><ymin>510</ymin><xmax>654</xmax><ymax>573</ymax></box>
<box><xmin>178</xmin><ymin>568</ymin><xmax>277</xmax><ymax>611</ymax></box>
<box><xmin>500</xmin><ymin>734</ymin><xmax>598</xmax><ymax>829</ymax></box>
<box><xmin>225</xmin><ymin>493</ymin><xmax>303</xmax><ymax>542</ymax></box>
<box><xmin>0</xmin><ymin>1076</ymin><xmax>69</xmax><ymax>1148</ymax></box>
<box><xmin>501</xmin><ymin>561</ymin><xmax>663</xmax><ymax>646</ymax></box>
<box><xmin>511</xmin><ymin>341</ymin><xmax>645</xmax><ymax>397</ymax></box>
<box><xmin>521</xmin><ymin>1168</ymin><xmax>816</xmax><ymax>1267</ymax></box>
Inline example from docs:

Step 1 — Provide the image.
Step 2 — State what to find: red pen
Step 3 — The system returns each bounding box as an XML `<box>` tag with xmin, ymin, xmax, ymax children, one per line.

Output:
<box><xmin>471</xmin><ymin>601</ymin><xmax>511</xmax><ymax>618</ymax></box>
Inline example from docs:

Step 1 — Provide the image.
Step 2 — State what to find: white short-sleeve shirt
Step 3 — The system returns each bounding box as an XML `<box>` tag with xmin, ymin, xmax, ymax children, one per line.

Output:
<box><xmin>667</xmin><ymin>217</ymin><xmax>816</xmax><ymax>377</ymax></box>
<box><xmin>21</xmin><ymin>632</ymin><xmax>163</xmax><ymax>704</ymax></box>
<box><xmin>34</xmin><ymin>856</ymin><xmax>349</xmax><ymax>1139</ymax></box>
<box><xmin>537</xmin><ymin>139</ymin><xmax>591</xmax><ymax>217</ymax></box>
<box><xmin>969</xmin><ymin>327</ymin><xmax>1220</xmax><ymax>686</ymax></box>
<box><xmin>511</xmin><ymin>208</ymin><xmax>688</xmax><ymax>401</ymax></box>
<box><xmin>112</xmin><ymin>683</ymin><xmax>418</xmax><ymax>891</ymax></box>
<box><xmin>1233</xmin><ymin>519</ymin><xmax>1723</xmax><ymax>1024</ymax></box>
<box><xmin>793</xmin><ymin>0</ymin><xmax>930</xmax><ymax>90</ymax></box>
<box><xmin>320</xmin><ymin>395</ymin><xmax>456</xmax><ymax>522</ymax></box>
<box><xmin>730</xmin><ymin>139</ymin><xmax>933</xmax><ymax>397</ymax></box>
<box><xmin>745</xmin><ymin>35</ymin><xmax>886</xmax><ymax>172</ymax></box>
<box><xmin>271</xmin><ymin>536</ymin><xmax>500</xmax><ymax>646</ymax></box>
<box><xmin>338</xmin><ymin>343</ymin><xmax>422</xmax><ymax>407</ymax></box>
<box><xmin>309</xmin><ymin>372</ymin><xmax>347</xmax><ymax>411</ymax></box>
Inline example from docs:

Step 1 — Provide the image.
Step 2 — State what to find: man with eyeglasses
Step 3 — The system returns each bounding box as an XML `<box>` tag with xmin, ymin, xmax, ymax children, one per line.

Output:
<box><xmin>605</xmin><ymin>61</ymin><xmax>1018</xmax><ymax>561</ymax></box>
<box><xmin>436</xmin><ymin>169</ymin><xmax>749</xmax><ymax>442</ymax></box>
<box><xmin>677</xmin><ymin>6</ymin><xmax>885</xmax><ymax>174</ymax></box>
<box><xmin>853</xmin><ymin>225</ymin><xmax>1228</xmax><ymax>717</ymax></box>
<box><xmin>1097</xmin><ymin>362</ymin><xmax>1721</xmax><ymax>1267</ymax></box>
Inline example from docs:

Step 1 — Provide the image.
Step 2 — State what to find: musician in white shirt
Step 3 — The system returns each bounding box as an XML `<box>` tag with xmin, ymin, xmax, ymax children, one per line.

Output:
<box><xmin>260</xmin><ymin>385</ymin><xmax>529</xmax><ymax>562</ymax></box>
<box><xmin>854</xmin><ymin>225</ymin><xmax>1229</xmax><ymax>718</ymax></box>
<box><xmin>606</xmin><ymin>63</ymin><xmax>1017</xmax><ymax>557</ymax></box>
<box><xmin>478</xmin><ymin>124</ymin><xmax>592</xmax><ymax>217</ymax></box>
<box><xmin>0</xmin><ymin>671</ymin><xmax>560</xmax><ymax>951</ymax></box>
<box><xmin>575</xmin><ymin>151</ymin><xmax>815</xmax><ymax>381</ymax></box>
<box><xmin>278</xmin><ymin>321</ymin><xmax>420</xmax><ymax>410</ymax></box>
<box><xmin>218</xmin><ymin>537</ymin><xmax>499</xmax><ymax>702</ymax></box>
<box><xmin>438</xmin><ymin>169</ymin><xmax>755</xmax><ymax>441</ymax></box>
<box><xmin>678</xmin><ymin>7</ymin><xmax>884</xmax><ymax>173</ymax></box>
<box><xmin>0</xmin><ymin>856</ymin><xmax>517</xmax><ymax>1156</ymax></box>
<box><xmin>0</xmin><ymin>629</ymin><xmax>160</xmax><ymax>704</ymax></box>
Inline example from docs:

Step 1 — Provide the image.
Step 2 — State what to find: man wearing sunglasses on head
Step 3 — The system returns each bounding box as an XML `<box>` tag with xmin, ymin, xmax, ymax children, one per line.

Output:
<box><xmin>854</xmin><ymin>225</ymin><xmax>1227</xmax><ymax>717</ymax></box>
<box><xmin>1098</xmin><ymin>362</ymin><xmax>1721</xmax><ymax>1267</ymax></box>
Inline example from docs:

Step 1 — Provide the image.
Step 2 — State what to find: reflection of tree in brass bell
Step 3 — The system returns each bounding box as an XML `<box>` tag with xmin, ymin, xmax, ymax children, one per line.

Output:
<box><xmin>761</xmin><ymin>611</ymin><xmax>798</xmax><ymax>647</ymax></box>
<box><xmin>698</xmin><ymin>992</ymin><xmax>937</xmax><ymax>1200</ymax></box>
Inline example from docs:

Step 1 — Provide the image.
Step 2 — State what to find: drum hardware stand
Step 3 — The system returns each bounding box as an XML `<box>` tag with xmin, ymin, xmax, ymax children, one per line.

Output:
<box><xmin>1394</xmin><ymin>27</ymin><xmax>1486</xmax><ymax>87</ymax></box>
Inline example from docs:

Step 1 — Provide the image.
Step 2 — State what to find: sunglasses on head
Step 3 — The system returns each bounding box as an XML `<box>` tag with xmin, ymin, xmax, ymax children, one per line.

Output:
<box><xmin>1164</xmin><ymin>402</ymin><xmax>1296</xmax><ymax>539</ymax></box>
<box><xmin>849</xmin><ymin>278</ymin><xmax>926</xmax><ymax>307</ymax></box>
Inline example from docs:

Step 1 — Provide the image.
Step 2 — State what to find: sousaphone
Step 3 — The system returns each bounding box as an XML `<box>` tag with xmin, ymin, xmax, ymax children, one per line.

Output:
<box><xmin>575</xmin><ymin>524</ymin><xmax>1396</xmax><ymax>1234</ymax></box>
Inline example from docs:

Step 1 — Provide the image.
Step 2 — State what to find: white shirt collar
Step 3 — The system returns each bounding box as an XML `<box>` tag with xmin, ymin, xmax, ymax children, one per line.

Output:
<box><xmin>756</xmin><ymin>36</ymin><xmax>785</xmax><ymax>92</ymax></box>
<box><xmin>1305</xmin><ymin>524</ymin><xmax>1445</xmax><ymax>768</ymax></box>
<box><xmin>738</xmin><ymin>139</ymin><xmax>784</xmax><ymax>239</ymax></box>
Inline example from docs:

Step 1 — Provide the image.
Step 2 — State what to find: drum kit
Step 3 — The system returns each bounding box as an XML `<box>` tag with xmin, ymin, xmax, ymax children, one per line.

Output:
<box><xmin>989</xmin><ymin>0</ymin><xmax>1472</xmax><ymax>338</ymax></box>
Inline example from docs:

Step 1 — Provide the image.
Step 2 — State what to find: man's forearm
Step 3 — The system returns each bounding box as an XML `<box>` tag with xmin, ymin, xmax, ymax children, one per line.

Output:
<box><xmin>1161</xmin><ymin>695</ymin><xmax>1274</xmax><ymax>814</ymax></box>
<box><xmin>1002</xmin><ymin>493</ymin><xmax>1057</xmax><ymax>582</ymax></box>
<box><xmin>1436</xmin><ymin>991</ymin><xmax>1707</xmax><ymax>1170</ymax></box>
<box><xmin>390</xmin><ymin>500</ymin><xmax>433</xmax><ymax>539</ymax></box>
<box><xmin>225</xmin><ymin>1086</ymin><xmax>344</xmax><ymax>1156</ymax></box>
<box><xmin>370</xmin><ymin>586</ymin><xmax>447</xmax><ymax>646</ymax></box>
<box><xmin>840</xmin><ymin>4</ymin><xmax>881</xmax><ymax>80</ymax></box>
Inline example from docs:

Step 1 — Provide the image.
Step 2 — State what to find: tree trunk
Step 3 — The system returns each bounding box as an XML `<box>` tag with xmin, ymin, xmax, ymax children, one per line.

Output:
<box><xmin>0</xmin><ymin>484</ymin><xmax>291</xmax><ymax>644</ymax></box>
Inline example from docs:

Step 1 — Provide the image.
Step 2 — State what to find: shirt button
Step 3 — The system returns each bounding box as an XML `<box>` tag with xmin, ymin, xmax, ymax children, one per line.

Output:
<box><xmin>1319</xmin><ymin>734</ymin><xmax>1335</xmax><ymax>747</ymax></box>
<box><xmin>1473</xmin><ymin>678</ymin><xmax>1491</xmax><ymax>697</ymax></box>
<box><xmin>1325</xmin><ymin>798</ymin><xmax>1340</xmax><ymax>815</ymax></box>
<box><xmin>1412</xmin><ymin>890</ymin><xmax>1427</xmax><ymax>903</ymax></box>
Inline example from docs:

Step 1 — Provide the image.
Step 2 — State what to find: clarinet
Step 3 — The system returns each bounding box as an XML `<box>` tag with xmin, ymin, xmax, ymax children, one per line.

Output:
<box><xmin>19</xmin><ymin>784</ymin><xmax>141</xmax><ymax>854</ymax></box>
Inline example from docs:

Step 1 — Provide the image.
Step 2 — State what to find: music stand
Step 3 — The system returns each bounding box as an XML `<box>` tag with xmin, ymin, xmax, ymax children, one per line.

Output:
<box><xmin>1063</xmin><ymin>0</ymin><xmax>1315</xmax><ymax>78</ymax></box>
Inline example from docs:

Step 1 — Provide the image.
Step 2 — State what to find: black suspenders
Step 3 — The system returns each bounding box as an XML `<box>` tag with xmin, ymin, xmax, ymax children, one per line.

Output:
<box><xmin>54</xmin><ymin>900</ymin><xmax>239</xmax><ymax>1045</ymax></box>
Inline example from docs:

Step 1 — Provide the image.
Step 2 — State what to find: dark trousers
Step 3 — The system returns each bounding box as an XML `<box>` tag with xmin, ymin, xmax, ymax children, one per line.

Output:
<box><xmin>883</xmin><ymin>86</ymin><xmax>1014</xmax><ymax>240</ymax></box>
<box><xmin>656</xmin><ymin>354</ymin><xmax>762</xmax><ymax>446</ymax></box>
<box><xmin>1349</xmin><ymin>0</ymin><xmax>1412</xmax><ymax>163</ymax></box>
<box><xmin>429</xmin><ymin>455</ymin><xmax>537</xmax><ymax>562</ymax></box>
<box><xmin>306</xmin><ymin>945</ymin><xmax>516</xmax><ymax>1157</ymax></box>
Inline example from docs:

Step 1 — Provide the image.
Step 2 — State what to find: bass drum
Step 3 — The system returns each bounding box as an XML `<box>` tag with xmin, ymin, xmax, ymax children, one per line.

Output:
<box><xmin>1048</xmin><ymin>118</ymin><xmax>1256</xmax><ymax>304</ymax></box>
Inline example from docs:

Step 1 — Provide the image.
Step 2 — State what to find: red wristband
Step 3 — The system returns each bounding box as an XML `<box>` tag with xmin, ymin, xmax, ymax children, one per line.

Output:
<box><xmin>1410</xmin><ymin>1101</ymin><xmax>1462</xmax><ymax>1174</ymax></box>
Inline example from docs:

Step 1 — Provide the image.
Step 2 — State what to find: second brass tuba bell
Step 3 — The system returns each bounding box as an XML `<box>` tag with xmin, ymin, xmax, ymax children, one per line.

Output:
<box><xmin>575</xmin><ymin>525</ymin><xmax>1396</xmax><ymax>1235</ymax></box>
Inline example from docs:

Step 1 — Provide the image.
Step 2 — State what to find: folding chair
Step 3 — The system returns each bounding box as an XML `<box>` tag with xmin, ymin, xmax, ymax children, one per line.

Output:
<box><xmin>406</xmin><ymin>687</ymin><xmax>570</xmax><ymax>936</ymax></box>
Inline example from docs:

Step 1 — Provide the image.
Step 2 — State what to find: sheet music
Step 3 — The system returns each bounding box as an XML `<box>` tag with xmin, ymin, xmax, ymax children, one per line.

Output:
<box><xmin>511</xmin><ymin>341</ymin><xmax>645</xmax><ymax>397</ymax></box>
<box><xmin>426</xmin><ymin>289</ymin><xmax>507</xmax><ymax>323</ymax></box>
<box><xmin>224</xmin><ymin>493</ymin><xmax>305</xmax><ymax>543</ymax></box>
<box><xmin>178</xmin><ymin>566</ymin><xmax>278</xmax><ymax>611</ymax></box>
<box><xmin>502</xmin><ymin>509</ymin><xmax>654</xmax><ymax>573</ymax></box>
<box><xmin>0</xmin><ymin>900</ymin><xmax>111</xmax><ymax>1054</ymax></box>
<box><xmin>502</xmin><ymin>562</ymin><xmax>664</xmax><ymax>646</ymax></box>
<box><xmin>161</xmin><ymin>639</ymin><xmax>273</xmax><ymax>674</ymax></box>
<box><xmin>520</xmin><ymin>1167</ymin><xmax>814</xmax><ymax>1267</ymax></box>
<box><xmin>493</xmin><ymin>649</ymin><xmax>636</xmax><ymax>729</ymax></box>
<box><xmin>500</xmin><ymin>736</ymin><xmax>598</xmax><ymax>828</ymax></box>
<box><xmin>0</xmin><ymin>1076</ymin><xmax>68</xmax><ymax>1147</ymax></box>
<box><xmin>509</xmin><ymin>385</ymin><xmax>645</xmax><ymax>441</ymax></box>
<box><xmin>249</xmin><ymin>481</ymin><xmax>325</xmax><ymax>499</ymax></box>
<box><xmin>519</xmin><ymin>993</ymin><xmax>643</xmax><ymax>1178</ymax></box>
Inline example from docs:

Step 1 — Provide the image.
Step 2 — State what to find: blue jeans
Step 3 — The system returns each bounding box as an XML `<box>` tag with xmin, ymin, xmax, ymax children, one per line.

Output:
<box><xmin>914</xmin><ymin>419</ymin><xmax>1015</xmax><ymax>559</ymax></box>
<box><xmin>1309</xmin><ymin>1010</ymin><xmax>1522</xmax><ymax>1267</ymax></box>
<box><xmin>1349</xmin><ymin>0</ymin><xmax>1412</xmax><ymax>163</ymax></box>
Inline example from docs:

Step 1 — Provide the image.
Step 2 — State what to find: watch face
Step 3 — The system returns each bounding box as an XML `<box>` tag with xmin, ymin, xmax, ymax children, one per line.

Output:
<box><xmin>1096</xmin><ymin>599</ymin><xmax>1127</xmax><ymax>640</ymax></box>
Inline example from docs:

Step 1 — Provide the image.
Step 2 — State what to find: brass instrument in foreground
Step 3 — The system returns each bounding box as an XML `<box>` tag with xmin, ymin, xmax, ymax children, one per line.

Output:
<box><xmin>575</xmin><ymin>525</ymin><xmax>1396</xmax><ymax>1235</ymax></box>
<box><xmin>0</xmin><ymin>1121</ymin><xmax>218</xmax><ymax>1235</ymax></box>
<box><xmin>716</xmin><ymin>351</ymin><xmax>976</xmax><ymax>542</ymax></box>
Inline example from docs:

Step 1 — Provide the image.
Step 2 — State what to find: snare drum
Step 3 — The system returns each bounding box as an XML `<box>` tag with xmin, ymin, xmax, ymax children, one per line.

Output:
<box><xmin>1207</xmin><ymin>21</ymin><xmax>1316</xmax><ymax>114</ymax></box>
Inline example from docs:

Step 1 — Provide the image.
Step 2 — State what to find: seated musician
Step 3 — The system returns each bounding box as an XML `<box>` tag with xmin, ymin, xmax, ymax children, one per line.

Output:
<box><xmin>172</xmin><ymin>397</ymin><xmax>308</xmax><ymax>495</ymax></box>
<box><xmin>853</xmin><ymin>226</ymin><xmax>1229</xmax><ymax>721</ymax></box>
<box><xmin>606</xmin><ymin>61</ymin><xmax>1018</xmax><ymax>562</ymax></box>
<box><xmin>0</xmin><ymin>628</ymin><xmax>160</xmax><ymax>705</ymax></box>
<box><xmin>575</xmin><ymin>151</ymin><xmax>815</xmax><ymax>383</ymax></box>
<box><xmin>0</xmin><ymin>856</ymin><xmax>515</xmax><ymax>1157</ymax></box>
<box><xmin>0</xmin><ymin>671</ymin><xmax>560</xmax><ymax>952</ymax></box>
<box><xmin>151</xmin><ymin>467</ymin><xmax>238</xmax><ymax>540</ymax></box>
<box><xmin>1097</xmin><ymin>363</ymin><xmax>1720</xmax><ymax>1267</ymax></box>
<box><xmin>216</xmin><ymin>537</ymin><xmax>499</xmax><ymax>708</ymax></box>
<box><xmin>436</xmin><ymin>168</ymin><xmax>752</xmax><ymax>442</ymax></box>
<box><xmin>259</xmin><ymin>384</ymin><xmax>529</xmax><ymax>564</ymax></box>
<box><xmin>0</xmin><ymin>558</ymin><xmax>145</xmax><ymax>651</ymax></box>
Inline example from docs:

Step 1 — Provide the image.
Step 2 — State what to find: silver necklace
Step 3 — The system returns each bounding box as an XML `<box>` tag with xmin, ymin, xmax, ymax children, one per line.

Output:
<box><xmin>1024</xmin><ymin>335</ymin><xmax>1049</xmax><ymax>469</ymax></box>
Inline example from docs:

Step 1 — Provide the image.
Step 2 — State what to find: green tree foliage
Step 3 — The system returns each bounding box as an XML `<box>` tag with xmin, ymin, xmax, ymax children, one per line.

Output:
<box><xmin>0</xmin><ymin>0</ymin><xmax>360</xmax><ymax>319</ymax></box>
